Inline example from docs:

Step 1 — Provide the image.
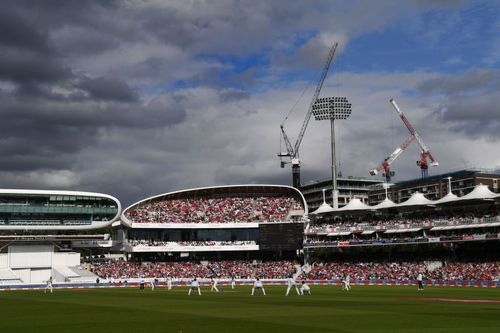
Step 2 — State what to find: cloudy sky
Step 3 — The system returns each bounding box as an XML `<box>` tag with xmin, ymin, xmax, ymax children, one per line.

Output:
<box><xmin>1</xmin><ymin>0</ymin><xmax>499</xmax><ymax>205</ymax></box>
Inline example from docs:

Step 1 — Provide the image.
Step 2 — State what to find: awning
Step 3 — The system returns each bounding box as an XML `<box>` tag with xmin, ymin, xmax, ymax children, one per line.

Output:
<box><xmin>385</xmin><ymin>227</ymin><xmax>422</xmax><ymax>233</ymax></box>
<box><xmin>396</xmin><ymin>192</ymin><xmax>434</xmax><ymax>207</ymax></box>
<box><xmin>327</xmin><ymin>231</ymin><xmax>351</xmax><ymax>236</ymax></box>
<box><xmin>337</xmin><ymin>198</ymin><xmax>370</xmax><ymax>211</ymax></box>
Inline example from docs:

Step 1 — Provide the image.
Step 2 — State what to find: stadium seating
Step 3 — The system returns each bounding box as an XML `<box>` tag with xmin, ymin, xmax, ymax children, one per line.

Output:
<box><xmin>125</xmin><ymin>196</ymin><xmax>302</xmax><ymax>224</ymax></box>
<box><xmin>299</xmin><ymin>261</ymin><xmax>500</xmax><ymax>281</ymax></box>
<box><xmin>90</xmin><ymin>260</ymin><xmax>298</xmax><ymax>279</ymax></box>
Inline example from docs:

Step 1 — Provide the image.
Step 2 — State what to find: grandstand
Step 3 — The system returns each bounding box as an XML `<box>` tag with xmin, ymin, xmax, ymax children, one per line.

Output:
<box><xmin>116</xmin><ymin>184</ymin><xmax>306</xmax><ymax>261</ymax></box>
<box><xmin>305</xmin><ymin>184</ymin><xmax>500</xmax><ymax>250</ymax></box>
<box><xmin>0</xmin><ymin>182</ymin><xmax>499</xmax><ymax>287</ymax></box>
<box><xmin>0</xmin><ymin>190</ymin><xmax>121</xmax><ymax>284</ymax></box>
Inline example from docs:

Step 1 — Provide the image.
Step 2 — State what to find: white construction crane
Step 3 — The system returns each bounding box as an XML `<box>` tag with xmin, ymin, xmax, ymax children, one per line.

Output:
<box><xmin>370</xmin><ymin>98</ymin><xmax>438</xmax><ymax>182</ymax></box>
<box><xmin>278</xmin><ymin>42</ymin><xmax>339</xmax><ymax>189</ymax></box>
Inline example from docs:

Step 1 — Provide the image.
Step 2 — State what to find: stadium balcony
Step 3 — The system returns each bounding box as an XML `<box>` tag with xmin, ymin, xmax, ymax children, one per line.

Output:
<box><xmin>124</xmin><ymin>240</ymin><xmax>259</xmax><ymax>252</ymax></box>
<box><xmin>121</xmin><ymin>184</ymin><xmax>307</xmax><ymax>228</ymax></box>
<box><xmin>0</xmin><ymin>189</ymin><xmax>121</xmax><ymax>230</ymax></box>
<box><xmin>305</xmin><ymin>215</ymin><xmax>500</xmax><ymax>236</ymax></box>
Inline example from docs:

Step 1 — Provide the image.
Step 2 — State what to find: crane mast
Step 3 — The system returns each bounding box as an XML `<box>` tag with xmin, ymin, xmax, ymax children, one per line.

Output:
<box><xmin>278</xmin><ymin>42</ymin><xmax>339</xmax><ymax>189</ymax></box>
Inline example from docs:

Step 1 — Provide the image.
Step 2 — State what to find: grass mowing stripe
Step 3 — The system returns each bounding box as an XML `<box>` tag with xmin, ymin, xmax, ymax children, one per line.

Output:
<box><xmin>1</xmin><ymin>286</ymin><xmax>498</xmax><ymax>333</ymax></box>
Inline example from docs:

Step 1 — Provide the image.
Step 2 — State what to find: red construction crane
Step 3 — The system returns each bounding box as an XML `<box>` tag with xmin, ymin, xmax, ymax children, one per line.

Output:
<box><xmin>369</xmin><ymin>98</ymin><xmax>438</xmax><ymax>182</ymax></box>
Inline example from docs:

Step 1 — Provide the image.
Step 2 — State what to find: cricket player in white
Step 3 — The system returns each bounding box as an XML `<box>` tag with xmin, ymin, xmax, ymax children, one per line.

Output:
<box><xmin>150</xmin><ymin>278</ymin><xmax>155</xmax><ymax>291</ymax></box>
<box><xmin>45</xmin><ymin>276</ymin><xmax>53</xmax><ymax>294</ymax></box>
<box><xmin>251</xmin><ymin>278</ymin><xmax>266</xmax><ymax>296</ymax></box>
<box><xmin>285</xmin><ymin>277</ymin><xmax>300</xmax><ymax>296</ymax></box>
<box><xmin>188</xmin><ymin>278</ymin><xmax>201</xmax><ymax>295</ymax></box>
<box><xmin>342</xmin><ymin>274</ymin><xmax>351</xmax><ymax>291</ymax></box>
<box><xmin>210</xmin><ymin>278</ymin><xmax>219</xmax><ymax>292</ymax></box>
<box><xmin>417</xmin><ymin>273</ymin><xmax>424</xmax><ymax>290</ymax></box>
<box><xmin>300</xmin><ymin>281</ymin><xmax>311</xmax><ymax>295</ymax></box>
<box><xmin>231</xmin><ymin>277</ymin><xmax>236</xmax><ymax>289</ymax></box>
<box><xmin>167</xmin><ymin>276</ymin><xmax>172</xmax><ymax>290</ymax></box>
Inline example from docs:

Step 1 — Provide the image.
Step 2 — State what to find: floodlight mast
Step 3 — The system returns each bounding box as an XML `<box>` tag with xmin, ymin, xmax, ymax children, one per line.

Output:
<box><xmin>311</xmin><ymin>97</ymin><xmax>352</xmax><ymax>209</ymax></box>
<box><xmin>278</xmin><ymin>42</ymin><xmax>339</xmax><ymax>189</ymax></box>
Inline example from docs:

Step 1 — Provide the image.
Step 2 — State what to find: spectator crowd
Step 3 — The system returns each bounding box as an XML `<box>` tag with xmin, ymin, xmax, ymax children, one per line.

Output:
<box><xmin>90</xmin><ymin>260</ymin><xmax>297</xmax><ymax>280</ymax></box>
<box><xmin>125</xmin><ymin>196</ymin><xmax>303</xmax><ymax>224</ymax></box>
<box><xmin>89</xmin><ymin>259</ymin><xmax>499</xmax><ymax>282</ymax></box>
<box><xmin>308</xmin><ymin>209</ymin><xmax>499</xmax><ymax>235</ymax></box>
<box><xmin>304</xmin><ymin>231</ymin><xmax>500</xmax><ymax>248</ymax></box>
<box><xmin>300</xmin><ymin>261</ymin><xmax>500</xmax><ymax>281</ymax></box>
<box><xmin>128</xmin><ymin>240</ymin><xmax>257</xmax><ymax>247</ymax></box>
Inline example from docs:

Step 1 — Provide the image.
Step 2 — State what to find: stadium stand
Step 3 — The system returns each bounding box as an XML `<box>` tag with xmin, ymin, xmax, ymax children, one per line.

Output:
<box><xmin>128</xmin><ymin>240</ymin><xmax>257</xmax><ymax>247</ymax></box>
<box><xmin>90</xmin><ymin>260</ymin><xmax>298</xmax><ymax>280</ymax></box>
<box><xmin>125</xmin><ymin>196</ymin><xmax>302</xmax><ymax>224</ymax></box>
<box><xmin>299</xmin><ymin>261</ymin><xmax>500</xmax><ymax>282</ymax></box>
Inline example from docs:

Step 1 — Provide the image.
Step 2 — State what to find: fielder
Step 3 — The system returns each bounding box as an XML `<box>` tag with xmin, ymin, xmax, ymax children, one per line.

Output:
<box><xmin>285</xmin><ymin>276</ymin><xmax>300</xmax><ymax>296</ymax></box>
<box><xmin>300</xmin><ymin>281</ymin><xmax>311</xmax><ymax>295</ymax></box>
<box><xmin>139</xmin><ymin>278</ymin><xmax>145</xmax><ymax>290</ymax></box>
<box><xmin>188</xmin><ymin>278</ymin><xmax>201</xmax><ymax>295</ymax></box>
<box><xmin>231</xmin><ymin>276</ymin><xmax>236</xmax><ymax>290</ymax></box>
<box><xmin>251</xmin><ymin>277</ymin><xmax>266</xmax><ymax>296</ymax></box>
<box><xmin>166</xmin><ymin>276</ymin><xmax>172</xmax><ymax>290</ymax></box>
<box><xmin>150</xmin><ymin>278</ymin><xmax>155</xmax><ymax>291</ymax></box>
<box><xmin>44</xmin><ymin>276</ymin><xmax>53</xmax><ymax>294</ymax></box>
<box><xmin>210</xmin><ymin>278</ymin><xmax>219</xmax><ymax>292</ymax></box>
<box><xmin>342</xmin><ymin>274</ymin><xmax>351</xmax><ymax>291</ymax></box>
<box><xmin>417</xmin><ymin>273</ymin><xmax>424</xmax><ymax>291</ymax></box>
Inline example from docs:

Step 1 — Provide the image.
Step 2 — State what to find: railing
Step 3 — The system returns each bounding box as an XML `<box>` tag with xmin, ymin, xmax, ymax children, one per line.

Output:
<box><xmin>304</xmin><ymin>232</ymin><xmax>500</xmax><ymax>248</ymax></box>
<box><xmin>306</xmin><ymin>216</ymin><xmax>500</xmax><ymax>235</ymax></box>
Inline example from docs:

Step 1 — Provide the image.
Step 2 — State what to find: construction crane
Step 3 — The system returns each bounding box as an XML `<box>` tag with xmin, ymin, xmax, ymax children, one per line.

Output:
<box><xmin>278</xmin><ymin>42</ymin><xmax>339</xmax><ymax>189</ymax></box>
<box><xmin>369</xmin><ymin>98</ymin><xmax>438</xmax><ymax>182</ymax></box>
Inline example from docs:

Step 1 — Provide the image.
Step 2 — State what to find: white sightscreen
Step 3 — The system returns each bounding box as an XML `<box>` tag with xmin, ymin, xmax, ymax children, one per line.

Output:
<box><xmin>8</xmin><ymin>245</ymin><xmax>53</xmax><ymax>268</ymax></box>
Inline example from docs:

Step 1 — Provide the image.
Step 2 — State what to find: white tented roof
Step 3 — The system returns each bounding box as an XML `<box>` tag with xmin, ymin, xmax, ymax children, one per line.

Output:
<box><xmin>311</xmin><ymin>202</ymin><xmax>334</xmax><ymax>215</ymax></box>
<box><xmin>432</xmin><ymin>191</ymin><xmax>459</xmax><ymax>205</ymax></box>
<box><xmin>310</xmin><ymin>184</ymin><xmax>500</xmax><ymax>216</ymax></box>
<box><xmin>458</xmin><ymin>184</ymin><xmax>499</xmax><ymax>201</ymax></box>
<box><xmin>370</xmin><ymin>198</ymin><xmax>396</xmax><ymax>210</ymax></box>
<box><xmin>338</xmin><ymin>198</ymin><xmax>370</xmax><ymax>211</ymax></box>
<box><xmin>397</xmin><ymin>192</ymin><xmax>434</xmax><ymax>207</ymax></box>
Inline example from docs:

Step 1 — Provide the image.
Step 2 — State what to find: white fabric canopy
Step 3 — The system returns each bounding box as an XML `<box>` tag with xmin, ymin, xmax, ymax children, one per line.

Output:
<box><xmin>397</xmin><ymin>192</ymin><xmax>434</xmax><ymax>207</ymax></box>
<box><xmin>311</xmin><ymin>184</ymin><xmax>500</xmax><ymax>215</ymax></box>
<box><xmin>370</xmin><ymin>198</ymin><xmax>396</xmax><ymax>210</ymax></box>
<box><xmin>432</xmin><ymin>191</ymin><xmax>458</xmax><ymax>205</ymax></box>
<box><xmin>337</xmin><ymin>198</ymin><xmax>370</xmax><ymax>211</ymax></box>
<box><xmin>311</xmin><ymin>202</ymin><xmax>334</xmax><ymax>215</ymax></box>
<box><xmin>458</xmin><ymin>184</ymin><xmax>499</xmax><ymax>201</ymax></box>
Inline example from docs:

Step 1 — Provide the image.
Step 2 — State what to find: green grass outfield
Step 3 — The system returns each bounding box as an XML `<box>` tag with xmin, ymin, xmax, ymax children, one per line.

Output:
<box><xmin>1</xmin><ymin>285</ymin><xmax>499</xmax><ymax>333</ymax></box>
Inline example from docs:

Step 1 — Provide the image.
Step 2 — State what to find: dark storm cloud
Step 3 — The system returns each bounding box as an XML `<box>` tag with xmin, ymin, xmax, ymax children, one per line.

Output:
<box><xmin>0</xmin><ymin>1</ymin><xmax>189</xmax><ymax>180</ymax></box>
<box><xmin>76</xmin><ymin>75</ymin><xmax>139</xmax><ymax>102</ymax></box>
<box><xmin>0</xmin><ymin>9</ymin><xmax>49</xmax><ymax>52</ymax></box>
<box><xmin>0</xmin><ymin>0</ymin><xmax>494</xmax><ymax>206</ymax></box>
<box><xmin>52</xmin><ymin>27</ymin><xmax>120</xmax><ymax>56</ymax></box>
<box><xmin>435</xmin><ymin>93</ymin><xmax>500</xmax><ymax>139</ymax></box>
<box><xmin>419</xmin><ymin>69</ymin><xmax>500</xmax><ymax>139</ymax></box>
<box><xmin>0</xmin><ymin>84</ymin><xmax>186</xmax><ymax>175</ymax></box>
<box><xmin>0</xmin><ymin>48</ymin><xmax>71</xmax><ymax>83</ymax></box>
<box><xmin>0</xmin><ymin>93</ymin><xmax>186</xmax><ymax>131</ymax></box>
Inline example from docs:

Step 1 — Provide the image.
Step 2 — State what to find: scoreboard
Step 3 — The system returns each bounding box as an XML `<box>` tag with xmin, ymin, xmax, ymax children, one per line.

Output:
<box><xmin>259</xmin><ymin>223</ymin><xmax>304</xmax><ymax>251</ymax></box>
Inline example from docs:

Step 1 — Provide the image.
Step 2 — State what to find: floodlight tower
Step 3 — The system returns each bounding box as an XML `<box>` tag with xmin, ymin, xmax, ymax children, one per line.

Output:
<box><xmin>312</xmin><ymin>97</ymin><xmax>352</xmax><ymax>209</ymax></box>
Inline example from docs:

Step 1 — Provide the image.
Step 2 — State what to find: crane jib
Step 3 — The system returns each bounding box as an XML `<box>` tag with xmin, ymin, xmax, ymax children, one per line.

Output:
<box><xmin>279</xmin><ymin>42</ymin><xmax>339</xmax><ymax>189</ymax></box>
